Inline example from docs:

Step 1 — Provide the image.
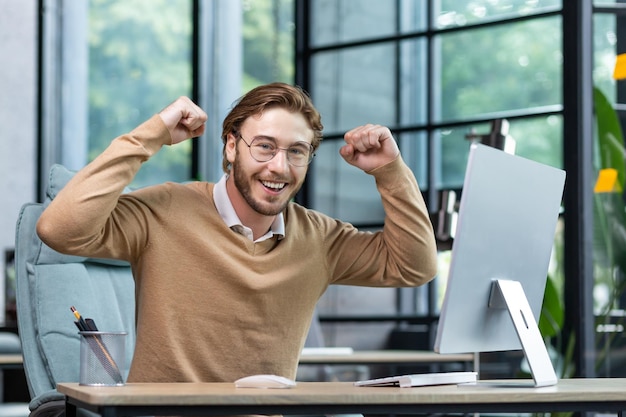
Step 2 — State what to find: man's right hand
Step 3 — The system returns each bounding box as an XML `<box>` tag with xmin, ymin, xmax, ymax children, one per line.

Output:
<box><xmin>158</xmin><ymin>96</ymin><xmax>208</xmax><ymax>144</ymax></box>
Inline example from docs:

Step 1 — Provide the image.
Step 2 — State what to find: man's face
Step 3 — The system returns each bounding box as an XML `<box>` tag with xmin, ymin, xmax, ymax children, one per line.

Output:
<box><xmin>225</xmin><ymin>107</ymin><xmax>314</xmax><ymax>217</ymax></box>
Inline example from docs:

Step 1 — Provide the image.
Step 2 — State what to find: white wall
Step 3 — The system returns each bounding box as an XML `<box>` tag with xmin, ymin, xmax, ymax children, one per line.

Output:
<box><xmin>0</xmin><ymin>1</ymin><xmax>38</xmax><ymax>326</ymax></box>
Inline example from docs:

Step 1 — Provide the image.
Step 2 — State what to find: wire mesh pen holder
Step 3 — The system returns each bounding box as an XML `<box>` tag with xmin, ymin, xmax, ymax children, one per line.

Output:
<box><xmin>79</xmin><ymin>331</ymin><xmax>127</xmax><ymax>386</ymax></box>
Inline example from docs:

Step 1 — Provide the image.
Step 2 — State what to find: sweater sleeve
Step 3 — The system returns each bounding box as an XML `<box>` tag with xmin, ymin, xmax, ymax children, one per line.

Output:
<box><xmin>325</xmin><ymin>155</ymin><xmax>438</xmax><ymax>287</ymax></box>
<box><xmin>37</xmin><ymin>115</ymin><xmax>172</xmax><ymax>261</ymax></box>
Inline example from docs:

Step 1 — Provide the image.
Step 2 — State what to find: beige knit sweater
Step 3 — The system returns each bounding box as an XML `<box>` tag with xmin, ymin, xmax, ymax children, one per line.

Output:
<box><xmin>37</xmin><ymin>115</ymin><xmax>437</xmax><ymax>383</ymax></box>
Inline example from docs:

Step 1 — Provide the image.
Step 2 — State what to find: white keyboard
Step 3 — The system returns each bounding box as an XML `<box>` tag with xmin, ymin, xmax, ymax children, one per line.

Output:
<box><xmin>354</xmin><ymin>371</ymin><xmax>477</xmax><ymax>388</ymax></box>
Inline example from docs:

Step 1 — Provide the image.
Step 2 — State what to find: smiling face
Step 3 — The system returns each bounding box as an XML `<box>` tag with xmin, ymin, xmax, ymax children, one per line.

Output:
<box><xmin>225</xmin><ymin>107</ymin><xmax>314</xmax><ymax>219</ymax></box>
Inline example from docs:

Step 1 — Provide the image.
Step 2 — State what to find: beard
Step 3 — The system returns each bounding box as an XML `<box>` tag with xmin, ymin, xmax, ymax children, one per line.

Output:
<box><xmin>232</xmin><ymin>150</ymin><xmax>301</xmax><ymax>216</ymax></box>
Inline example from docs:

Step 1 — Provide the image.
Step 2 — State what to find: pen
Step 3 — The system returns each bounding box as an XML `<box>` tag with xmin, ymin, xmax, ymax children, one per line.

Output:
<box><xmin>85</xmin><ymin>318</ymin><xmax>98</xmax><ymax>331</ymax></box>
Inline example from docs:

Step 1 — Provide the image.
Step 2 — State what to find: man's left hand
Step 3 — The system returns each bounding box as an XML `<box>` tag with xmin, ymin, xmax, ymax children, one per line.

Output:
<box><xmin>340</xmin><ymin>124</ymin><xmax>400</xmax><ymax>172</ymax></box>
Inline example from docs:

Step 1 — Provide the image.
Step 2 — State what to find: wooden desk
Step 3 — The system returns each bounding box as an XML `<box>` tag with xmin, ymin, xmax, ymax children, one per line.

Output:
<box><xmin>58</xmin><ymin>379</ymin><xmax>626</xmax><ymax>417</ymax></box>
<box><xmin>299</xmin><ymin>349</ymin><xmax>474</xmax><ymax>365</ymax></box>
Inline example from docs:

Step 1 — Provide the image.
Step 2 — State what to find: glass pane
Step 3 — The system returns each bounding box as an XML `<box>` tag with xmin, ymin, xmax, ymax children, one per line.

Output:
<box><xmin>594</xmin><ymin>13</ymin><xmax>618</xmax><ymax>103</ymax></box>
<box><xmin>311</xmin><ymin>0</ymin><xmax>390</xmax><ymax>46</ymax></box>
<box><xmin>310</xmin><ymin>140</ymin><xmax>384</xmax><ymax>224</ymax></box>
<box><xmin>432</xmin><ymin>115</ymin><xmax>561</xmax><ymax>190</ymax></box>
<box><xmin>509</xmin><ymin>115</ymin><xmax>563</xmax><ymax>169</ymax></box>
<box><xmin>435</xmin><ymin>125</ymin><xmax>481</xmax><ymax>189</ymax></box>
<box><xmin>399</xmin><ymin>0</ymin><xmax>428</xmax><ymax>32</ymax></box>
<box><xmin>435</xmin><ymin>0</ymin><xmax>561</xmax><ymax>29</ymax></box>
<box><xmin>311</xmin><ymin>0</ymin><xmax>427</xmax><ymax>47</ymax></box>
<box><xmin>87</xmin><ymin>0</ymin><xmax>193</xmax><ymax>188</ymax></box>
<box><xmin>312</xmin><ymin>44</ymin><xmax>398</xmax><ymax>133</ymax></box>
<box><xmin>398</xmin><ymin>131</ymin><xmax>429</xmax><ymax>190</ymax></box>
<box><xmin>438</xmin><ymin>16</ymin><xmax>562</xmax><ymax>123</ymax></box>
<box><xmin>243</xmin><ymin>0</ymin><xmax>295</xmax><ymax>88</ymax></box>
<box><xmin>399</xmin><ymin>39</ymin><xmax>428</xmax><ymax>127</ymax></box>
<box><xmin>316</xmin><ymin>285</ymin><xmax>397</xmax><ymax>349</ymax></box>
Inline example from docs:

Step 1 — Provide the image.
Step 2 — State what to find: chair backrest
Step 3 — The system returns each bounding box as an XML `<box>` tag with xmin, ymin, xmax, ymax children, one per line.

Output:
<box><xmin>14</xmin><ymin>164</ymin><xmax>135</xmax><ymax>416</ymax></box>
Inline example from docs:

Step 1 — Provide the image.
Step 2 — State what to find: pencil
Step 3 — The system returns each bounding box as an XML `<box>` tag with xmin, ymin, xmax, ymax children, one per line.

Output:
<box><xmin>70</xmin><ymin>306</ymin><xmax>90</xmax><ymax>331</ymax></box>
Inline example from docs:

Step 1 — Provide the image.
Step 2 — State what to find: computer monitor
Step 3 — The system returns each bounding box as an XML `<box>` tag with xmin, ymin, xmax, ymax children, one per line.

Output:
<box><xmin>434</xmin><ymin>143</ymin><xmax>566</xmax><ymax>387</ymax></box>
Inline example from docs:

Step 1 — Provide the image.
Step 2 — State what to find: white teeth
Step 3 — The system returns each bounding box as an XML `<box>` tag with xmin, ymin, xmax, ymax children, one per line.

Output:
<box><xmin>262</xmin><ymin>180</ymin><xmax>286</xmax><ymax>190</ymax></box>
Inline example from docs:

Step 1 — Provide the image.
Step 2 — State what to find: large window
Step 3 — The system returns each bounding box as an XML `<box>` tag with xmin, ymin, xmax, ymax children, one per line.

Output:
<box><xmin>40</xmin><ymin>0</ymin><xmax>294</xmax><ymax>192</ymax></box>
<box><xmin>305</xmin><ymin>1</ymin><xmax>563</xmax><ymax>224</ymax></box>
<box><xmin>298</xmin><ymin>0</ymin><xmax>626</xmax><ymax>379</ymax></box>
<box><xmin>300</xmin><ymin>2</ymin><xmax>565</xmax><ymax>346</ymax></box>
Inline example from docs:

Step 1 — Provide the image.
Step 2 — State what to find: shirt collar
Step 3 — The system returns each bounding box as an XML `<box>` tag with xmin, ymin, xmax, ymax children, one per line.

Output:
<box><xmin>213</xmin><ymin>174</ymin><xmax>285</xmax><ymax>242</ymax></box>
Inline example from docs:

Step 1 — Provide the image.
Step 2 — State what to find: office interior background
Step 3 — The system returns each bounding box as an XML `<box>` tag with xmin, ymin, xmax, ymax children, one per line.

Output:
<box><xmin>1</xmin><ymin>0</ymin><xmax>625</xmax><ymax>380</ymax></box>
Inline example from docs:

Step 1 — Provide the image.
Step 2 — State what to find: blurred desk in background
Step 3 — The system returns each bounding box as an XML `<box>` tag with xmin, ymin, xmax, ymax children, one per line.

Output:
<box><xmin>0</xmin><ymin>355</ymin><xmax>22</xmax><ymax>369</ymax></box>
<box><xmin>298</xmin><ymin>349</ymin><xmax>476</xmax><ymax>382</ymax></box>
<box><xmin>299</xmin><ymin>349</ymin><xmax>474</xmax><ymax>366</ymax></box>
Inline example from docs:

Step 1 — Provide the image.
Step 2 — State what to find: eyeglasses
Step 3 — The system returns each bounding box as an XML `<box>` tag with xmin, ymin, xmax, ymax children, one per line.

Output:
<box><xmin>238</xmin><ymin>133</ymin><xmax>315</xmax><ymax>167</ymax></box>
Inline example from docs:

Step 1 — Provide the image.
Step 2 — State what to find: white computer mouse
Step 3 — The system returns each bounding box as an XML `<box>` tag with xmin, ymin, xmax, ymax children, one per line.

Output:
<box><xmin>234</xmin><ymin>374</ymin><xmax>297</xmax><ymax>389</ymax></box>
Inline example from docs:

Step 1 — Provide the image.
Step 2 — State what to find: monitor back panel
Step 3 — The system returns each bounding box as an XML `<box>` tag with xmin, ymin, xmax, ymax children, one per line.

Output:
<box><xmin>434</xmin><ymin>143</ymin><xmax>566</xmax><ymax>354</ymax></box>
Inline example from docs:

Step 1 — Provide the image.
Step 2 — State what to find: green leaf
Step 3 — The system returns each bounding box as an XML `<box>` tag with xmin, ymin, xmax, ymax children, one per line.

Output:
<box><xmin>539</xmin><ymin>274</ymin><xmax>564</xmax><ymax>338</ymax></box>
<box><xmin>594</xmin><ymin>86</ymin><xmax>626</xmax><ymax>189</ymax></box>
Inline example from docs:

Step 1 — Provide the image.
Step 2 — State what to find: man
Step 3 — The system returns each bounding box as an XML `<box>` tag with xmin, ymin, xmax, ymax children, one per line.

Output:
<box><xmin>37</xmin><ymin>82</ymin><xmax>437</xmax><ymax>383</ymax></box>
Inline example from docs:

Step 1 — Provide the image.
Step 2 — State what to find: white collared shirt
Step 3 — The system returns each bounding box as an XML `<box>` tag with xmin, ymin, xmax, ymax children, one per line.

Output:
<box><xmin>213</xmin><ymin>174</ymin><xmax>285</xmax><ymax>242</ymax></box>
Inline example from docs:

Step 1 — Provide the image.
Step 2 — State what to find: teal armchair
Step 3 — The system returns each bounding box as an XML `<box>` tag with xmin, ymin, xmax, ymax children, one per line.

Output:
<box><xmin>14</xmin><ymin>165</ymin><xmax>135</xmax><ymax>417</ymax></box>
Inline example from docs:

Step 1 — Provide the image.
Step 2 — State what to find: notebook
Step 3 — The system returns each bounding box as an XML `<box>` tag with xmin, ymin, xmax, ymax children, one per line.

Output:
<box><xmin>354</xmin><ymin>371</ymin><xmax>477</xmax><ymax>388</ymax></box>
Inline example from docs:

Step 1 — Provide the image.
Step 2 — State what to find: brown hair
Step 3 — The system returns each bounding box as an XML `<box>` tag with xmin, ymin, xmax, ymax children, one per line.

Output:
<box><xmin>221</xmin><ymin>82</ymin><xmax>323</xmax><ymax>173</ymax></box>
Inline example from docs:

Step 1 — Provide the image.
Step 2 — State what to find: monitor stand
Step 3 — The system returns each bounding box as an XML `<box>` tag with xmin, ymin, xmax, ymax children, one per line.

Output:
<box><xmin>486</xmin><ymin>279</ymin><xmax>558</xmax><ymax>387</ymax></box>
